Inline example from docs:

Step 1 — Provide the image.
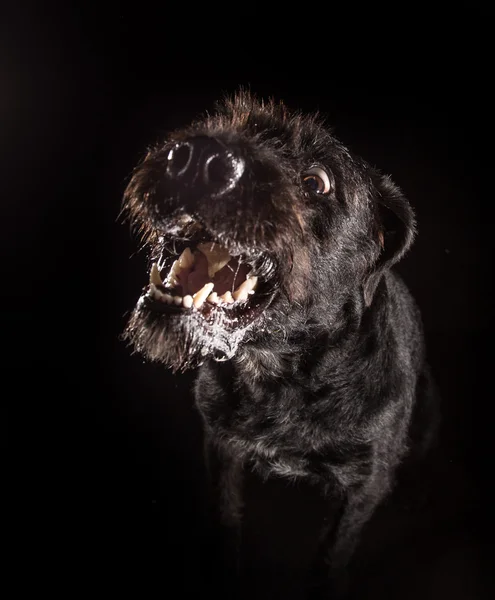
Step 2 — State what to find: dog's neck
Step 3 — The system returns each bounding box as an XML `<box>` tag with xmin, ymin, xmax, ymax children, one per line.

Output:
<box><xmin>231</xmin><ymin>280</ymin><xmax>388</xmax><ymax>383</ymax></box>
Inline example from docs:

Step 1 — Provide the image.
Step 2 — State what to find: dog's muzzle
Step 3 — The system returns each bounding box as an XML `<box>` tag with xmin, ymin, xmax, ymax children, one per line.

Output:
<box><xmin>166</xmin><ymin>136</ymin><xmax>245</xmax><ymax>199</ymax></box>
<box><xmin>123</xmin><ymin>131</ymin><xmax>286</xmax><ymax>369</ymax></box>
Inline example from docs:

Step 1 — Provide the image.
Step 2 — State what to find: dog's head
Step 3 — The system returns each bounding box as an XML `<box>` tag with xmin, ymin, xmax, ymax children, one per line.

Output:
<box><xmin>123</xmin><ymin>91</ymin><xmax>415</xmax><ymax>371</ymax></box>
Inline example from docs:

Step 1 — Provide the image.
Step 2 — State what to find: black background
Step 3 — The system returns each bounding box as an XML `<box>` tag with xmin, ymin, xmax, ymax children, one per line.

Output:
<box><xmin>5</xmin><ymin>5</ymin><xmax>492</xmax><ymax>598</ymax></box>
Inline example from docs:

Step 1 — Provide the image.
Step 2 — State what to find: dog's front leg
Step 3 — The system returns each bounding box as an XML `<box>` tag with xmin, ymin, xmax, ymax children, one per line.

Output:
<box><xmin>204</xmin><ymin>434</ymin><xmax>244</xmax><ymax>576</ymax></box>
<box><xmin>323</xmin><ymin>480</ymin><xmax>388</xmax><ymax>598</ymax></box>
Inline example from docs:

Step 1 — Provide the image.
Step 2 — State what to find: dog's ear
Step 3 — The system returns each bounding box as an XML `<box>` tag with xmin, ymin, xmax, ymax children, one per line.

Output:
<box><xmin>363</xmin><ymin>174</ymin><xmax>416</xmax><ymax>306</ymax></box>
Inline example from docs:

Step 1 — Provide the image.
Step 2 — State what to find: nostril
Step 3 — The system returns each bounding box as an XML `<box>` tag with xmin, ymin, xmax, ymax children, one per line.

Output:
<box><xmin>166</xmin><ymin>137</ymin><xmax>244</xmax><ymax>193</ymax></box>
<box><xmin>167</xmin><ymin>143</ymin><xmax>191</xmax><ymax>175</ymax></box>
<box><xmin>205</xmin><ymin>154</ymin><xmax>231</xmax><ymax>185</ymax></box>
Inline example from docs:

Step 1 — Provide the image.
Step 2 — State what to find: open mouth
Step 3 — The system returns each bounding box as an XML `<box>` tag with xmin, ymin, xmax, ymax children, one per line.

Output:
<box><xmin>139</xmin><ymin>215</ymin><xmax>277</xmax><ymax>327</ymax></box>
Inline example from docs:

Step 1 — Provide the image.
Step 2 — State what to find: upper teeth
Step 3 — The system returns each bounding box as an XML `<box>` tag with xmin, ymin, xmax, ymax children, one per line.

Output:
<box><xmin>197</xmin><ymin>242</ymin><xmax>231</xmax><ymax>278</ymax></box>
<box><xmin>166</xmin><ymin>247</ymin><xmax>194</xmax><ymax>286</ymax></box>
<box><xmin>150</xmin><ymin>263</ymin><xmax>163</xmax><ymax>286</ymax></box>
<box><xmin>147</xmin><ymin>245</ymin><xmax>258</xmax><ymax>311</ymax></box>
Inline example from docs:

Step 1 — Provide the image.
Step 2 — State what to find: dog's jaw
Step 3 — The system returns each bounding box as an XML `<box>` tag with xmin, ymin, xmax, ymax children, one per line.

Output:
<box><xmin>123</xmin><ymin>214</ymin><xmax>281</xmax><ymax>371</ymax></box>
<box><xmin>124</xmin><ymin>299</ymin><xmax>265</xmax><ymax>371</ymax></box>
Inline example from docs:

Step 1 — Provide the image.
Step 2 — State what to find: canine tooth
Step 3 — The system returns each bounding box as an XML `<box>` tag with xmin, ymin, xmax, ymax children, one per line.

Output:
<box><xmin>233</xmin><ymin>289</ymin><xmax>248</xmax><ymax>302</ymax></box>
<box><xmin>193</xmin><ymin>283</ymin><xmax>214</xmax><ymax>308</ymax></box>
<box><xmin>197</xmin><ymin>242</ymin><xmax>231</xmax><ymax>278</ymax></box>
<box><xmin>232</xmin><ymin>276</ymin><xmax>258</xmax><ymax>301</ymax></box>
<box><xmin>248</xmin><ymin>276</ymin><xmax>258</xmax><ymax>289</ymax></box>
<box><xmin>183</xmin><ymin>295</ymin><xmax>193</xmax><ymax>308</ymax></box>
<box><xmin>167</xmin><ymin>247</ymin><xmax>194</xmax><ymax>285</ymax></box>
<box><xmin>173</xmin><ymin>296</ymin><xmax>182</xmax><ymax>306</ymax></box>
<box><xmin>150</xmin><ymin>263</ymin><xmax>163</xmax><ymax>286</ymax></box>
<box><xmin>166</xmin><ymin>262</ymin><xmax>179</xmax><ymax>285</ymax></box>
<box><xmin>220</xmin><ymin>291</ymin><xmax>234</xmax><ymax>304</ymax></box>
<box><xmin>178</xmin><ymin>247</ymin><xmax>195</xmax><ymax>269</ymax></box>
<box><xmin>207</xmin><ymin>292</ymin><xmax>220</xmax><ymax>304</ymax></box>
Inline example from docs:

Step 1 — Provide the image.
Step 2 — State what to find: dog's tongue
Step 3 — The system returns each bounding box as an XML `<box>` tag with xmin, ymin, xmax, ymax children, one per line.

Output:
<box><xmin>176</xmin><ymin>243</ymin><xmax>250</xmax><ymax>296</ymax></box>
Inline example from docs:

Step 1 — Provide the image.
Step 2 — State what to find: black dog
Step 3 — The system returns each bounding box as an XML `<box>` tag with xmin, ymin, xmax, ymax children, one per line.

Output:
<box><xmin>123</xmin><ymin>91</ymin><xmax>437</xmax><ymax>596</ymax></box>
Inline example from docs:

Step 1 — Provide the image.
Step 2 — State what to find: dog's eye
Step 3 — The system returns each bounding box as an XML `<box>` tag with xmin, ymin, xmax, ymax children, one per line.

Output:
<box><xmin>302</xmin><ymin>167</ymin><xmax>331</xmax><ymax>195</ymax></box>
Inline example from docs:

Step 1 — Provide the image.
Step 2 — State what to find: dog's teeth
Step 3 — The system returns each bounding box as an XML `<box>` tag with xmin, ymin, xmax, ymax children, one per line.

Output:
<box><xmin>150</xmin><ymin>263</ymin><xmax>163</xmax><ymax>286</ymax></box>
<box><xmin>173</xmin><ymin>296</ymin><xmax>182</xmax><ymax>306</ymax></box>
<box><xmin>197</xmin><ymin>242</ymin><xmax>231</xmax><ymax>278</ymax></box>
<box><xmin>166</xmin><ymin>263</ymin><xmax>179</xmax><ymax>286</ymax></box>
<box><xmin>162</xmin><ymin>294</ymin><xmax>173</xmax><ymax>304</ymax></box>
<box><xmin>178</xmin><ymin>247</ymin><xmax>195</xmax><ymax>269</ymax></box>
<box><xmin>233</xmin><ymin>276</ymin><xmax>258</xmax><ymax>301</ymax></box>
<box><xmin>167</xmin><ymin>247</ymin><xmax>195</xmax><ymax>286</ymax></box>
<box><xmin>193</xmin><ymin>283</ymin><xmax>214</xmax><ymax>308</ymax></box>
<box><xmin>220</xmin><ymin>291</ymin><xmax>234</xmax><ymax>304</ymax></box>
<box><xmin>207</xmin><ymin>292</ymin><xmax>220</xmax><ymax>305</ymax></box>
<box><xmin>183</xmin><ymin>295</ymin><xmax>193</xmax><ymax>309</ymax></box>
<box><xmin>233</xmin><ymin>289</ymin><xmax>248</xmax><ymax>302</ymax></box>
<box><xmin>149</xmin><ymin>283</ymin><xmax>166</xmax><ymax>300</ymax></box>
<box><xmin>149</xmin><ymin>283</ymin><xmax>159</xmax><ymax>299</ymax></box>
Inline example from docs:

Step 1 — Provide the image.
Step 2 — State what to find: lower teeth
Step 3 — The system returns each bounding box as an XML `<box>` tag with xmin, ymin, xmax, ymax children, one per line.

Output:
<box><xmin>147</xmin><ymin>282</ymin><xmax>257</xmax><ymax>310</ymax></box>
<box><xmin>147</xmin><ymin>250</ymin><xmax>258</xmax><ymax>310</ymax></box>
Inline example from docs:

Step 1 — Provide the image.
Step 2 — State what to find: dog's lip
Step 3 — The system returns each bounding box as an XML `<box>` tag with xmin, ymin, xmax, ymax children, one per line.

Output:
<box><xmin>153</xmin><ymin>212</ymin><xmax>278</xmax><ymax>282</ymax></box>
<box><xmin>137</xmin><ymin>273</ymin><xmax>276</xmax><ymax>336</ymax></box>
<box><xmin>154</xmin><ymin>212</ymin><xmax>266</xmax><ymax>260</ymax></box>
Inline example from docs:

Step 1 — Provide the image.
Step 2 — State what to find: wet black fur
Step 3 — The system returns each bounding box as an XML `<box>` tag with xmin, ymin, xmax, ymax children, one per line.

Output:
<box><xmin>123</xmin><ymin>91</ymin><xmax>437</xmax><ymax>596</ymax></box>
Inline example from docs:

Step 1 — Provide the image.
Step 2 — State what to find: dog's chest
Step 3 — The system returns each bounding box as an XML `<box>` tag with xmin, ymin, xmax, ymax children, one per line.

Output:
<box><xmin>194</xmin><ymin>338</ymin><xmax>415</xmax><ymax>481</ymax></box>
<box><xmin>195</xmin><ymin>357</ymin><xmax>362</xmax><ymax>466</ymax></box>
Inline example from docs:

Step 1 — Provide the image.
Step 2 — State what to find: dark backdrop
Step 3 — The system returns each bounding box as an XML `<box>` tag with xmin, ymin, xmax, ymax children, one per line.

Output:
<box><xmin>5</xmin><ymin>6</ymin><xmax>492</xmax><ymax>598</ymax></box>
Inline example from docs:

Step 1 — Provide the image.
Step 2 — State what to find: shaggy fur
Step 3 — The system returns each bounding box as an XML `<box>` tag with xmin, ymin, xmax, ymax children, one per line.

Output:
<box><xmin>122</xmin><ymin>91</ymin><xmax>437</xmax><ymax>596</ymax></box>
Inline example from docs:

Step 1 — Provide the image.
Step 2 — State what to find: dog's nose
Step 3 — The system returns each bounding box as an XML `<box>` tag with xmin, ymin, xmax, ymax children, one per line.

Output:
<box><xmin>166</xmin><ymin>136</ymin><xmax>244</xmax><ymax>196</ymax></box>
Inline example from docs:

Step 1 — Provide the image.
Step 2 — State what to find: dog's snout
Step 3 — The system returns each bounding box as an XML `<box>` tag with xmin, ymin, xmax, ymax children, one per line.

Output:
<box><xmin>166</xmin><ymin>136</ymin><xmax>244</xmax><ymax>196</ymax></box>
